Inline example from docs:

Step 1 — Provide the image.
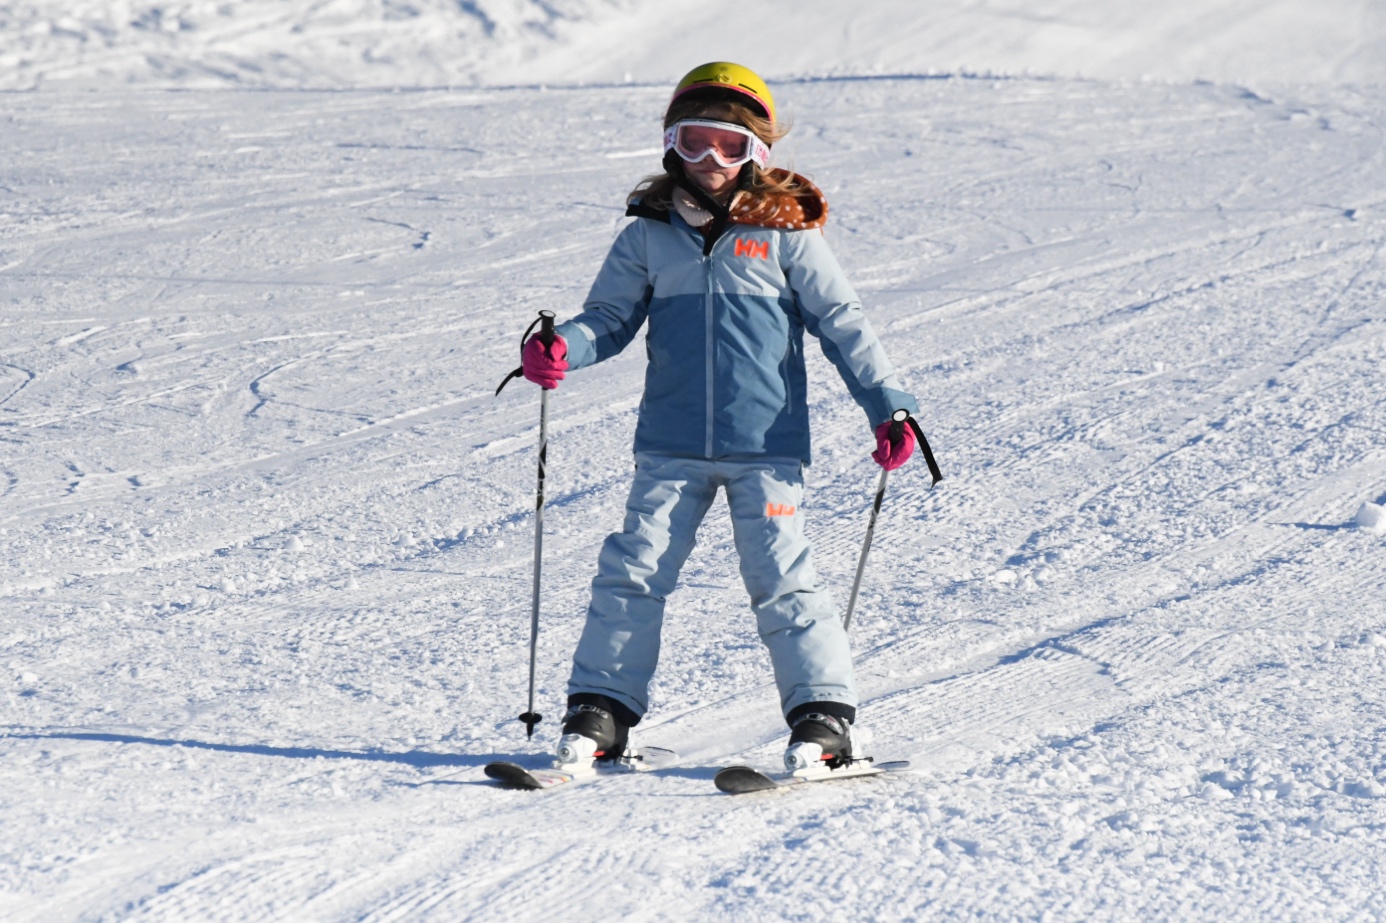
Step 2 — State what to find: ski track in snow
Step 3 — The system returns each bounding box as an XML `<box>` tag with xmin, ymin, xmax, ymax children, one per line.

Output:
<box><xmin>2</xmin><ymin>76</ymin><xmax>1386</xmax><ymax>920</ymax></box>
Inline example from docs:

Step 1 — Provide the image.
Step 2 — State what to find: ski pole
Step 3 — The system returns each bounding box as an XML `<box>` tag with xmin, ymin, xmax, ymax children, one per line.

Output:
<box><xmin>843</xmin><ymin>409</ymin><xmax>943</xmax><ymax>631</ymax></box>
<box><xmin>495</xmin><ymin>310</ymin><xmax>558</xmax><ymax>739</ymax></box>
<box><xmin>843</xmin><ymin>410</ymin><xmax>907</xmax><ymax>631</ymax></box>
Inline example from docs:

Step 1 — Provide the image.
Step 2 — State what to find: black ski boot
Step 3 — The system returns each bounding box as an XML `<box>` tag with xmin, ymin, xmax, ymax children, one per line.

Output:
<box><xmin>555</xmin><ymin>694</ymin><xmax>631</xmax><ymax>765</ymax></box>
<box><xmin>784</xmin><ymin>705</ymin><xmax>858</xmax><ymax>771</ymax></box>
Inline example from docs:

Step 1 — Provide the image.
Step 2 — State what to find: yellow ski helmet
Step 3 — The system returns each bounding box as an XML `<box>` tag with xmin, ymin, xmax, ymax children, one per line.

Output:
<box><xmin>670</xmin><ymin>62</ymin><xmax>776</xmax><ymax>124</ymax></box>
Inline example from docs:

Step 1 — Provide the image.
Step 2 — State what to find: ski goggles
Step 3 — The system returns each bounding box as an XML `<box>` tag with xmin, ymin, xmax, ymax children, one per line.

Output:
<box><xmin>663</xmin><ymin>119</ymin><xmax>770</xmax><ymax>169</ymax></box>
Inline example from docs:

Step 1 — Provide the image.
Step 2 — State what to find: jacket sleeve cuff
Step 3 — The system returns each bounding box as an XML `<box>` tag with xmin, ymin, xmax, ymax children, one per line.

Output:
<box><xmin>861</xmin><ymin>386</ymin><xmax>921</xmax><ymax>427</ymax></box>
<box><xmin>555</xmin><ymin>320</ymin><xmax>596</xmax><ymax>370</ymax></box>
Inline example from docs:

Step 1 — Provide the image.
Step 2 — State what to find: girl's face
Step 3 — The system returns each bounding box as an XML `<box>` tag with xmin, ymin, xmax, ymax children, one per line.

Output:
<box><xmin>684</xmin><ymin>156</ymin><xmax>740</xmax><ymax>200</ymax></box>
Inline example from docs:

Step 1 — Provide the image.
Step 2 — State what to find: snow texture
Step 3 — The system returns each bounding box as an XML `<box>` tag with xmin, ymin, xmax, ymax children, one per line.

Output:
<box><xmin>1356</xmin><ymin>502</ymin><xmax>1386</xmax><ymax>534</ymax></box>
<box><xmin>4</xmin><ymin>0</ymin><xmax>1386</xmax><ymax>90</ymax></box>
<box><xmin>3</xmin><ymin>3</ymin><xmax>1386</xmax><ymax>922</ymax></box>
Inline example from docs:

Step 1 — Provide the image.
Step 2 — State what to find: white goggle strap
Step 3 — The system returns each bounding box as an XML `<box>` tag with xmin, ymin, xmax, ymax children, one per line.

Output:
<box><xmin>662</xmin><ymin>121</ymin><xmax>770</xmax><ymax>169</ymax></box>
<box><xmin>745</xmin><ymin>134</ymin><xmax>771</xmax><ymax>168</ymax></box>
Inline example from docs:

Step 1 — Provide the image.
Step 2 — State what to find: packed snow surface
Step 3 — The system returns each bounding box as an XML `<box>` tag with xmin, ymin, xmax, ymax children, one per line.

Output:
<box><xmin>4</xmin><ymin>4</ymin><xmax>1386</xmax><ymax>922</ymax></box>
<box><xmin>4</xmin><ymin>0</ymin><xmax>1386</xmax><ymax>89</ymax></box>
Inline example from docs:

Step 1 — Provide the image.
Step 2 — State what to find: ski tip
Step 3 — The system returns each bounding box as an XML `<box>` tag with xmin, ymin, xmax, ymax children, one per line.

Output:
<box><xmin>714</xmin><ymin>765</ymin><xmax>779</xmax><ymax>795</ymax></box>
<box><xmin>484</xmin><ymin>762</ymin><xmax>545</xmax><ymax>790</ymax></box>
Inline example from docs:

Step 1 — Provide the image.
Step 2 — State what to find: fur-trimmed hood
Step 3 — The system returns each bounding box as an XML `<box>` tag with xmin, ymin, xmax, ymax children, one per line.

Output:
<box><xmin>671</xmin><ymin>170</ymin><xmax>829</xmax><ymax>232</ymax></box>
<box><xmin>732</xmin><ymin>170</ymin><xmax>829</xmax><ymax>230</ymax></box>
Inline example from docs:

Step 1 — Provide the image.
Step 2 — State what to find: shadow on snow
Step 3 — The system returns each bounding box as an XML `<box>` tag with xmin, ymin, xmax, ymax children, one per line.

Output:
<box><xmin>4</xmin><ymin>730</ymin><xmax>498</xmax><ymax>768</ymax></box>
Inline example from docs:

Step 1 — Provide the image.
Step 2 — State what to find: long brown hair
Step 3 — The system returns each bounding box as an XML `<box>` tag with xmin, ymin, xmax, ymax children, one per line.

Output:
<box><xmin>628</xmin><ymin>99</ymin><xmax>800</xmax><ymax>210</ymax></box>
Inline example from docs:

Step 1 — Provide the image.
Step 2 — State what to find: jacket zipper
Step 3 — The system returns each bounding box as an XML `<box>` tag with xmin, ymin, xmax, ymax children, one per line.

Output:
<box><xmin>704</xmin><ymin>250</ymin><xmax>715</xmax><ymax>458</ymax></box>
<box><xmin>785</xmin><ymin>336</ymin><xmax>795</xmax><ymax>411</ymax></box>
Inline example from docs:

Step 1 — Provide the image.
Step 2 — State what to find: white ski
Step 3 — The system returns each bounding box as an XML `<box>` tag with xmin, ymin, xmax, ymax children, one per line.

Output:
<box><xmin>714</xmin><ymin>759</ymin><xmax>911</xmax><ymax>794</ymax></box>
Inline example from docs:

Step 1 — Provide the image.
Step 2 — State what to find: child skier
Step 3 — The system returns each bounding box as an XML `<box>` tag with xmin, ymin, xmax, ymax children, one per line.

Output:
<box><xmin>521</xmin><ymin>62</ymin><xmax>920</xmax><ymax>771</ymax></box>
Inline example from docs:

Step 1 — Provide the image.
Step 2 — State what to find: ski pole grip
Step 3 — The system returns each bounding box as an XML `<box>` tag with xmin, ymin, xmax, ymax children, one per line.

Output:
<box><xmin>537</xmin><ymin>310</ymin><xmax>556</xmax><ymax>348</ymax></box>
<box><xmin>888</xmin><ymin>408</ymin><xmax>908</xmax><ymax>443</ymax></box>
<box><xmin>494</xmin><ymin>310</ymin><xmax>558</xmax><ymax>395</ymax></box>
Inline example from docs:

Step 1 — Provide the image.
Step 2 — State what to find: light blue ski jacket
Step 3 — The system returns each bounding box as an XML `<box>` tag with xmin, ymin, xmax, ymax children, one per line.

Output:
<box><xmin>557</xmin><ymin>189</ymin><xmax>917</xmax><ymax>464</ymax></box>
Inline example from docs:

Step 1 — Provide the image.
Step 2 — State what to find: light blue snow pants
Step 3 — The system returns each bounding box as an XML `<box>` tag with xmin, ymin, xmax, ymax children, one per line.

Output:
<box><xmin>567</xmin><ymin>452</ymin><xmax>857</xmax><ymax>722</ymax></box>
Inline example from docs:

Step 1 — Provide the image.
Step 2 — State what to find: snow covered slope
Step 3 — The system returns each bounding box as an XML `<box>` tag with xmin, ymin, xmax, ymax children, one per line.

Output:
<box><xmin>4</xmin><ymin>73</ymin><xmax>1386</xmax><ymax>920</ymax></box>
<box><xmin>4</xmin><ymin>0</ymin><xmax>1386</xmax><ymax>89</ymax></box>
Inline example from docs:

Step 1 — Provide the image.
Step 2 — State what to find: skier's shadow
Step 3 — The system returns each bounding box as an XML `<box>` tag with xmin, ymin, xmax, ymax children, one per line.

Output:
<box><xmin>8</xmin><ymin>730</ymin><xmax>492</xmax><ymax>770</ymax></box>
<box><xmin>421</xmin><ymin>750</ymin><xmax>558</xmax><ymax>787</ymax></box>
<box><xmin>646</xmin><ymin>765</ymin><xmax>720</xmax><ymax>782</ymax></box>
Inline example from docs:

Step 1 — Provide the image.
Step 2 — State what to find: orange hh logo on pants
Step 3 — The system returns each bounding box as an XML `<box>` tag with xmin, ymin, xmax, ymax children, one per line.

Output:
<box><xmin>765</xmin><ymin>503</ymin><xmax>797</xmax><ymax>517</ymax></box>
<box><xmin>734</xmin><ymin>238</ymin><xmax>770</xmax><ymax>260</ymax></box>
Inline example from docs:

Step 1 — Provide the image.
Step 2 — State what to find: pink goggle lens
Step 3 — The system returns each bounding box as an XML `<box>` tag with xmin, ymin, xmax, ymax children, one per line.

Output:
<box><xmin>678</xmin><ymin>123</ymin><xmax>750</xmax><ymax>163</ymax></box>
<box><xmin>664</xmin><ymin>120</ymin><xmax>769</xmax><ymax>168</ymax></box>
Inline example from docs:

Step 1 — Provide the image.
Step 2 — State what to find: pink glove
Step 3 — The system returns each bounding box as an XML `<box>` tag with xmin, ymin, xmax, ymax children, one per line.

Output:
<box><xmin>871</xmin><ymin>418</ymin><xmax>915</xmax><ymax>471</ymax></box>
<box><xmin>522</xmin><ymin>334</ymin><xmax>568</xmax><ymax>390</ymax></box>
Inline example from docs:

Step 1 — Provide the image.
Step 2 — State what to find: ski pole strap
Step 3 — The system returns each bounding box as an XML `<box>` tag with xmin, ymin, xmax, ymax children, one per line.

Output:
<box><xmin>906</xmin><ymin>415</ymin><xmax>943</xmax><ymax>487</ymax></box>
<box><xmin>494</xmin><ymin>366</ymin><xmax>524</xmax><ymax>396</ymax></box>
<box><xmin>494</xmin><ymin>310</ymin><xmax>557</xmax><ymax>396</ymax></box>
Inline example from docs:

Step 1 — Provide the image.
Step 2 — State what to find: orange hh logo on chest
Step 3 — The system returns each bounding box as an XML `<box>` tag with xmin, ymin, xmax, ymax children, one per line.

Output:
<box><xmin>734</xmin><ymin>238</ymin><xmax>770</xmax><ymax>260</ymax></box>
<box><xmin>765</xmin><ymin>502</ymin><xmax>797</xmax><ymax>517</ymax></box>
